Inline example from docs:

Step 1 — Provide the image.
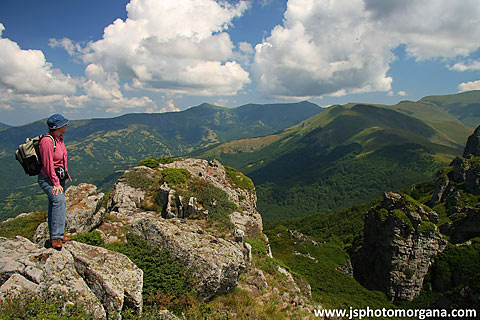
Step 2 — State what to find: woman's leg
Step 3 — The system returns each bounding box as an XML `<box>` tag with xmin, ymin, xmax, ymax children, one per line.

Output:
<box><xmin>38</xmin><ymin>174</ymin><xmax>66</xmax><ymax>240</ymax></box>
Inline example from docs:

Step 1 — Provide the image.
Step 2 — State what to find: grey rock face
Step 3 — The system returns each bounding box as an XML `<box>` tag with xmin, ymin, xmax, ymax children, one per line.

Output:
<box><xmin>0</xmin><ymin>236</ymin><xmax>143</xmax><ymax>320</ymax></box>
<box><xmin>64</xmin><ymin>241</ymin><xmax>143</xmax><ymax>319</ymax></box>
<box><xmin>129</xmin><ymin>217</ymin><xmax>245</xmax><ymax>301</ymax></box>
<box><xmin>107</xmin><ymin>167</ymin><xmax>151</xmax><ymax>219</ymax></box>
<box><xmin>352</xmin><ymin>192</ymin><xmax>447</xmax><ymax>302</ymax></box>
<box><xmin>109</xmin><ymin>159</ymin><xmax>264</xmax><ymax>237</ymax></box>
<box><xmin>65</xmin><ymin>183</ymin><xmax>105</xmax><ymax>234</ymax></box>
<box><xmin>427</xmin><ymin>133</ymin><xmax>480</xmax><ymax>243</ymax></box>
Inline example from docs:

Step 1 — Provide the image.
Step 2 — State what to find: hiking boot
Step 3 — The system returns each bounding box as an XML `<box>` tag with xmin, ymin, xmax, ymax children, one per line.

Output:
<box><xmin>51</xmin><ymin>239</ymin><xmax>63</xmax><ymax>250</ymax></box>
<box><xmin>62</xmin><ymin>235</ymin><xmax>72</xmax><ymax>242</ymax></box>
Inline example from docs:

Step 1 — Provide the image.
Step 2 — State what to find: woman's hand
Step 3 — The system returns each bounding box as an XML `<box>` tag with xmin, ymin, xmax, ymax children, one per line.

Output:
<box><xmin>52</xmin><ymin>185</ymin><xmax>63</xmax><ymax>195</ymax></box>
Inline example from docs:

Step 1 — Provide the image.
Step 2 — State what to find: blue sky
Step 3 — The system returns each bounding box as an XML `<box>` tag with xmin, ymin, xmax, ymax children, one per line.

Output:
<box><xmin>1</xmin><ymin>0</ymin><xmax>480</xmax><ymax>126</ymax></box>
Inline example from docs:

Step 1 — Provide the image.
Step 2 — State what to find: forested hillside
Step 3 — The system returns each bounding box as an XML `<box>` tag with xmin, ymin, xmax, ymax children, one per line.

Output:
<box><xmin>266</xmin><ymin>126</ymin><xmax>480</xmax><ymax>312</ymax></box>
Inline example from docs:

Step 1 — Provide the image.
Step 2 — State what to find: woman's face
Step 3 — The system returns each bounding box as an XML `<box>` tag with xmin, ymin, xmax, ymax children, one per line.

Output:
<box><xmin>56</xmin><ymin>124</ymin><xmax>67</xmax><ymax>135</ymax></box>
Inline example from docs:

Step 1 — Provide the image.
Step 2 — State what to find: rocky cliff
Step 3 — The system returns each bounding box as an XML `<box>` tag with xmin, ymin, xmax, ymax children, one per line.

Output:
<box><xmin>352</xmin><ymin>192</ymin><xmax>447</xmax><ymax>302</ymax></box>
<box><xmin>428</xmin><ymin>127</ymin><xmax>480</xmax><ymax>243</ymax></box>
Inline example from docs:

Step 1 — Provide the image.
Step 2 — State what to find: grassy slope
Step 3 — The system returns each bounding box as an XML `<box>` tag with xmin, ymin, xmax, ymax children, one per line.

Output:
<box><xmin>418</xmin><ymin>90</ymin><xmax>480</xmax><ymax>128</ymax></box>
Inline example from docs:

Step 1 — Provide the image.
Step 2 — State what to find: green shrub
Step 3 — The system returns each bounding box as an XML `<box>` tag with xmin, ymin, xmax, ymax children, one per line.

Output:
<box><xmin>418</xmin><ymin>221</ymin><xmax>436</xmax><ymax>234</ymax></box>
<box><xmin>102</xmin><ymin>189</ymin><xmax>112</xmax><ymax>209</ymax></box>
<box><xmin>190</xmin><ymin>180</ymin><xmax>236</xmax><ymax>230</ymax></box>
<box><xmin>161</xmin><ymin>168</ymin><xmax>190</xmax><ymax>186</ymax></box>
<box><xmin>450</xmin><ymin>212</ymin><xmax>467</xmax><ymax>222</ymax></box>
<box><xmin>0</xmin><ymin>291</ymin><xmax>95</xmax><ymax>320</ymax></box>
<box><xmin>403</xmin><ymin>194</ymin><xmax>423</xmax><ymax>208</ymax></box>
<box><xmin>404</xmin><ymin>268</ymin><xmax>415</xmax><ymax>279</ymax></box>
<box><xmin>69</xmin><ymin>232</ymin><xmax>197</xmax><ymax>315</ymax></box>
<box><xmin>105</xmin><ymin>234</ymin><xmax>196</xmax><ymax>314</ymax></box>
<box><xmin>377</xmin><ymin>208</ymin><xmax>389</xmax><ymax>221</ymax></box>
<box><xmin>225</xmin><ymin>166</ymin><xmax>255</xmax><ymax>191</ymax></box>
<box><xmin>0</xmin><ymin>211</ymin><xmax>47</xmax><ymax>239</ymax></box>
<box><xmin>245</xmin><ymin>237</ymin><xmax>269</xmax><ymax>256</ymax></box>
<box><xmin>393</xmin><ymin>209</ymin><xmax>413</xmax><ymax>230</ymax></box>
<box><xmin>123</xmin><ymin>169</ymin><xmax>159</xmax><ymax>190</ymax></box>
<box><xmin>71</xmin><ymin>230</ymin><xmax>105</xmax><ymax>247</ymax></box>
<box><xmin>138</xmin><ymin>157</ymin><xmax>183</xmax><ymax>168</ymax></box>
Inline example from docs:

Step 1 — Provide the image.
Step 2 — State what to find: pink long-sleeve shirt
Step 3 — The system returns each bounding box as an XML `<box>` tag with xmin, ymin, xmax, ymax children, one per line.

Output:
<box><xmin>38</xmin><ymin>132</ymin><xmax>70</xmax><ymax>186</ymax></box>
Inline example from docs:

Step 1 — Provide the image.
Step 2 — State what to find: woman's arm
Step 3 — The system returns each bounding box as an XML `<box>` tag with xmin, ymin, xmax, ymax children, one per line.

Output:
<box><xmin>38</xmin><ymin>136</ymin><xmax>61</xmax><ymax>187</ymax></box>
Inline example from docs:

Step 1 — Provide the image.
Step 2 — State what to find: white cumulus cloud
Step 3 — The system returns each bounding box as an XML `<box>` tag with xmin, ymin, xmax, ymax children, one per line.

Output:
<box><xmin>252</xmin><ymin>0</ymin><xmax>480</xmax><ymax>98</ymax></box>
<box><xmin>0</xmin><ymin>23</ymin><xmax>77</xmax><ymax>97</ymax></box>
<box><xmin>449</xmin><ymin>60</ymin><xmax>480</xmax><ymax>72</ymax></box>
<box><xmin>364</xmin><ymin>0</ymin><xmax>480</xmax><ymax>60</ymax></box>
<box><xmin>458</xmin><ymin>80</ymin><xmax>480</xmax><ymax>92</ymax></box>
<box><xmin>61</xmin><ymin>0</ymin><xmax>251</xmax><ymax>96</ymax></box>
<box><xmin>65</xmin><ymin>63</ymin><xmax>159</xmax><ymax>113</ymax></box>
<box><xmin>252</xmin><ymin>0</ymin><xmax>393</xmax><ymax>97</ymax></box>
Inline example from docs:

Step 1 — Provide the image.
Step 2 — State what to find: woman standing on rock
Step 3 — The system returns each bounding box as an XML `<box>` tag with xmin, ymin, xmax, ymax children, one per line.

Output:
<box><xmin>38</xmin><ymin>114</ymin><xmax>72</xmax><ymax>250</ymax></box>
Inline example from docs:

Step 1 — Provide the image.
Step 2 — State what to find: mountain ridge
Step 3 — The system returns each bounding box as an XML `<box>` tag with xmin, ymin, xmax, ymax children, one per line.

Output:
<box><xmin>0</xmin><ymin>101</ymin><xmax>323</xmax><ymax>220</ymax></box>
<box><xmin>0</xmin><ymin>122</ymin><xmax>11</xmax><ymax>130</ymax></box>
<box><xmin>193</xmin><ymin>92</ymin><xmax>476</xmax><ymax>222</ymax></box>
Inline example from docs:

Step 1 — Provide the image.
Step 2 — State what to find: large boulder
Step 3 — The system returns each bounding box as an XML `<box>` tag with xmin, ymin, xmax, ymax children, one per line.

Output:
<box><xmin>107</xmin><ymin>181</ymin><xmax>145</xmax><ymax>218</ymax></box>
<box><xmin>64</xmin><ymin>241</ymin><xmax>143</xmax><ymax>318</ymax></box>
<box><xmin>0</xmin><ymin>236</ymin><xmax>143</xmax><ymax>320</ymax></box>
<box><xmin>129</xmin><ymin>217</ymin><xmax>245</xmax><ymax>301</ymax></box>
<box><xmin>65</xmin><ymin>183</ymin><xmax>105</xmax><ymax>233</ymax></box>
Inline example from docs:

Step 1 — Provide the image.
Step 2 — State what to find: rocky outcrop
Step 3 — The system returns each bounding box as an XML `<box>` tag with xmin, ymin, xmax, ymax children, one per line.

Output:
<box><xmin>107</xmin><ymin>176</ymin><xmax>146</xmax><ymax>218</ymax></box>
<box><xmin>129</xmin><ymin>217</ymin><xmax>245</xmax><ymax>301</ymax></box>
<box><xmin>431</xmin><ymin>126</ymin><xmax>480</xmax><ymax>202</ymax></box>
<box><xmin>159</xmin><ymin>159</ymin><xmax>263</xmax><ymax>236</ymax></box>
<box><xmin>157</xmin><ymin>182</ymin><xmax>202</xmax><ymax>219</ymax></box>
<box><xmin>442</xmin><ymin>208</ymin><xmax>480</xmax><ymax>244</ymax></box>
<box><xmin>427</xmin><ymin>127</ymin><xmax>480</xmax><ymax>243</ymax></box>
<box><xmin>0</xmin><ymin>236</ymin><xmax>143</xmax><ymax>319</ymax></box>
<box><xmin>34</xmin><ymin>183</ymin><xmax>106</xmax><ymax>245</ymax></box>
<box><xmin>107</xmin><ymin>158</ymin><xmax>264</xmax><ymax>239</ymax></box>
<box><xmin>352</xmin><ymin>192</ymin><xmax>447</xmax><ymax>302</ymax></box>
<box><xmin>429</xmin><ymin>158</ymin><xmax>480</xmax><ymax>209</ymax></box>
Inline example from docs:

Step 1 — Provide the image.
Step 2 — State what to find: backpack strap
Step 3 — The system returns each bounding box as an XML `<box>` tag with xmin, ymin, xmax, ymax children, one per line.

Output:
<box><xmin>43</xmin><ymin>134</ymin><xmax>56</xmax><ymax>151</ymax></box>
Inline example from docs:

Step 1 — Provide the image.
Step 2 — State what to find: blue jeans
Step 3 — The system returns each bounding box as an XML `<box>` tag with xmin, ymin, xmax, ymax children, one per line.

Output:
<box><xmin>38</xmin><ymin>173</ymin><xmax>66</xmax><ymax>240</ymax></box>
